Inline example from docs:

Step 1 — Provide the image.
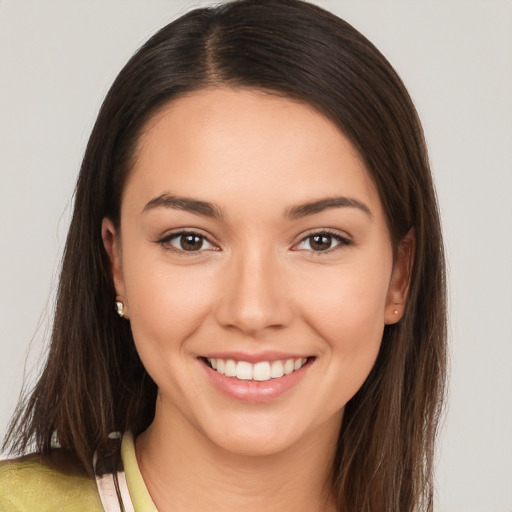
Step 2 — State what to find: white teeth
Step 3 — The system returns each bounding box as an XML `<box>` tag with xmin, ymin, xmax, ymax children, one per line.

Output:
<box><xmin>253</xmin><ymin>362</ymin><xmax>271</xmax><ymax>381</ymax></box>
<box><xmin>283</xmin><ymin>359</ymin><xmax>294</xmax><ymax>375</ymax></box>
<box><xmin>270</xmin><ymin>360</ymin><xmax>284</xmax><ymax>378</ymax></box>
<box><xmin>206</xmin><ymin>357</ymin><xmax>308</xmax><ymax>381</ymax></box>
<box><xmin>225</xmin><ymin>359</ymin><xmax>237</xmax><ymax>377</ymax></box>
<box><xmin>236</xmin><ymin>361</ymin><xmax>253</xmax><ymax>380</ymax></box>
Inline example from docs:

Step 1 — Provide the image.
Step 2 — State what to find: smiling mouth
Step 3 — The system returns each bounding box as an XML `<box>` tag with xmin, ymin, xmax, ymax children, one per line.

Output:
<box><xmin>201</xmin><ymin>357</ymin><xmax>312</xmax><ymax>382</ymax></box>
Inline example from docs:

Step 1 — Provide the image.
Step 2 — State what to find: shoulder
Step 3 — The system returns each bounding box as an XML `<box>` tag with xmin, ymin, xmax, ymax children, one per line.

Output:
<box><xmin>0</xmin><ymin>452</ymin><xmax>103</xmax><ymax>512</ymax></box>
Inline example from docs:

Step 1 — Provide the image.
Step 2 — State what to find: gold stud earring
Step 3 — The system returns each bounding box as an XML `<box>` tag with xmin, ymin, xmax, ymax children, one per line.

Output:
<box><xmin>115</xmin><ymin>299</ymin><xmax>125</xmax><ymax>318</ymax></box>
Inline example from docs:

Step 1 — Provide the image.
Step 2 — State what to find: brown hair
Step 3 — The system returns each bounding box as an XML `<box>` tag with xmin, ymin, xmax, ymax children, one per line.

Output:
<box><xmin>4</xmin><ymin>1</ymin><xmax>446</xmax><ymax>510</ymax></box>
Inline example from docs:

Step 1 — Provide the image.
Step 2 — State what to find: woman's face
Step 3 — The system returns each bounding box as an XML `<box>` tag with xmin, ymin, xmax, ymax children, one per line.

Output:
<box><xmin>103</xmin><ymin>88</ymin><xmax>409</xmax><ymax>456</ymax></box>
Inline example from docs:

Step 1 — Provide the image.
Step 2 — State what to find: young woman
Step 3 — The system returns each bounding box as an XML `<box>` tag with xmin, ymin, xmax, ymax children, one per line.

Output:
<box><xmin>0</xmin><ymin>1</ymin><xmax>446</xmax><ymax>511</ymax></box>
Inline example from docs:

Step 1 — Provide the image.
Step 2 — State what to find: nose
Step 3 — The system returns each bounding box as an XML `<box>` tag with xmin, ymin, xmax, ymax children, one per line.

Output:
<box><xmin>213</xmin><ymin>248</ymin><xmax>293</xmax><ymax>337</ymax></box>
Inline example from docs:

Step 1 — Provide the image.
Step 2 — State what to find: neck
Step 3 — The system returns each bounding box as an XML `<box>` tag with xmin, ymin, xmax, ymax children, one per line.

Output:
<box><xmin>136</xmin><ymin>400</ymin><xmax>340</xmax><ymax>512</ymax></box>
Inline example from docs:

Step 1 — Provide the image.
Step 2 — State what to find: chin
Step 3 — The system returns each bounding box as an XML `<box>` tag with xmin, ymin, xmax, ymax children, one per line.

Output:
<box><xmin>209</xmin><ymin>426</ymin><xmax>304</xmax><ymax>457</ymax></box>
<box><xmin>195</xmin><ymin>406</ymin><xmax>342</xmax><ymax>459</ymax></box>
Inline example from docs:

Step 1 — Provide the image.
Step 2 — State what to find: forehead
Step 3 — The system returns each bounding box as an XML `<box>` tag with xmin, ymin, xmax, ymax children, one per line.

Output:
<box><xmin>125</xmin><ymin>87</ymin><xmax>382</xmax><ymax>220</ymax></box>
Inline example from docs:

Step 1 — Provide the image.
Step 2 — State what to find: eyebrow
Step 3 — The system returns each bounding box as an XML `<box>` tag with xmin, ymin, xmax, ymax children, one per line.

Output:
<box><xmin>143</xmin><ymin>194</ymin><xmax>223</xmax><ymax>218</ymax></box>
<box><xmin>143</xmin><ymin>193</ymin><xmax>372</xmax><ymax>220</ymax></box>
<box><xmin>285</xmin><ymin>196</ymin><xmax>372</xmax><ymax>220</ymax></box>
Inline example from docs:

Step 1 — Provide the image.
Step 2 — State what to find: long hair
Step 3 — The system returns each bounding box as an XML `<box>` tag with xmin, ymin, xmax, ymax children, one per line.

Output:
<box><xmin>4</xmin><ymin>1</ymin><xmax>446</xmax><ymax>510</ymax></box>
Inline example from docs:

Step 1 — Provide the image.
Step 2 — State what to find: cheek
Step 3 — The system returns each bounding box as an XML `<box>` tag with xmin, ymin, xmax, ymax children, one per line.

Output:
<box><xmin>294</xmin><ymin>251</ymin><xmax>392</xmax><ymax>391</ymax></box>
<box><xmin>122</xmin><ymin>250</ymin><xmax>216</xmax><ymax>351</ymax></box>
<box><xmin>300</xmin><ymin>259</ymin><xmax>391</xmax><ymax>335</ymax></box>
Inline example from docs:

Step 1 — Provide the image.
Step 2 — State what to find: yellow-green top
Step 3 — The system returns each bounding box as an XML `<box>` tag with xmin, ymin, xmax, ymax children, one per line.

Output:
<box><xmin>0</xmin><ymin>432</ymin><xmax>156</xmax><ymax>512</ymax></box>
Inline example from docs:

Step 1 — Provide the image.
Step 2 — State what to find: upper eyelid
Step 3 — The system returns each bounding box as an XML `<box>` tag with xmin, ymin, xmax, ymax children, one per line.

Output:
<box><xmin>156</xmin><ymin>230</ymin><xmax>220</xmax><ymax>254</ymax></box>
<box><xmin>158</xmin><ymin>228</ymin><xmax>216</xmax><ymax>243</ymax></box>
<box><xmin>295</xmin><ymin>228</ymin><xmax>352</xmax><ymax>243</ymax></box>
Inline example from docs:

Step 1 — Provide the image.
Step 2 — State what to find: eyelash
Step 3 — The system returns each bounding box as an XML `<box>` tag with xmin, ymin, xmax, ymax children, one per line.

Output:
<box><xmin>156</xmin><ymin>230</ymin><xmax>218</xmax><ymax>256</ymax></box>
<box><xmin>156</xmin><ymin>229</ymin><xmax>352</xmax><ymax>256</ymax></box>
<box><xmin>293</xmin><ymin>229</ymin><xmax>353</xmax><ymax>254</ymax></box>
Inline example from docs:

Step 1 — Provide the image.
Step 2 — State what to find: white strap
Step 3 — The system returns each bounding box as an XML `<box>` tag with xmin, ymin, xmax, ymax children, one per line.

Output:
<box><xmin>94</xmin><ymin>452</ymin><xmax>135</xmax><ymax>512</ymax></box>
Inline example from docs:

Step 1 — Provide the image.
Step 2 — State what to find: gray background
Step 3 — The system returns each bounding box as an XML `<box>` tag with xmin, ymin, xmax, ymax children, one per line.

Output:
<box><xmin>1</xmin><ymin>1</ymin><xmax>511</xmax><ymax>510</ymax></box>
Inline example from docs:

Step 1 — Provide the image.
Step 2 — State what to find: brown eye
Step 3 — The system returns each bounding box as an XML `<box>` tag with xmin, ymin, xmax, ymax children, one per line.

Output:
<box><xmin>162</xmin><ymin>232</ymin><xmax>215</xmax><ymax>253</ymax></box>
<box><xmin>310</xmin><ymin>234</ymin><xmax>333</xmax><ymax>251</ymax></box>
<box><xmin>180</xmin><ymin>234</ymin><xmax>205</xmax><ymax>251</ymax></box>
<box><xmin>295</xmin><ymin>231</ymin><xmax>350</xmax><ymax>253</ymax></box>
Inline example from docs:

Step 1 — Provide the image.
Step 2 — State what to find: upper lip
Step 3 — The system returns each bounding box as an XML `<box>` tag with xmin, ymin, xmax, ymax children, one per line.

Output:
<box><xmin>200</xmin><ymin>351</ymin><xmax>312</xmax><ymax>364</ymax></box>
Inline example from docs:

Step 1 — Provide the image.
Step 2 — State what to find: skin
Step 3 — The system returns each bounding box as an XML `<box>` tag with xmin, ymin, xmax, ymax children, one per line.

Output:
<box><xmin>103</xmin><ymin>88</ymin><xmax>411</xmax><ymax>512</ymax></box>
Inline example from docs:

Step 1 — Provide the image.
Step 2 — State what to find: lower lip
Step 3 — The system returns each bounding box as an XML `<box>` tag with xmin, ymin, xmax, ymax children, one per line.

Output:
<box><xmin>200</xmin><ymin>359</ymin><xmax>312</xmax><ymax>403</ymax></box>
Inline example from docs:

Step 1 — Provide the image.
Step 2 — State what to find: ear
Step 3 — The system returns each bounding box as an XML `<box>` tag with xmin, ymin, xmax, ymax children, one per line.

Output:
<box><xmin>102</xmin><ymin>217</ymin><xmax>128</xmax><ymax>314</ymax></box>
<box><xmin>384</xmin><ymin>229</ymin><xmax>415</xmax><ymax>325</ymax></box>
